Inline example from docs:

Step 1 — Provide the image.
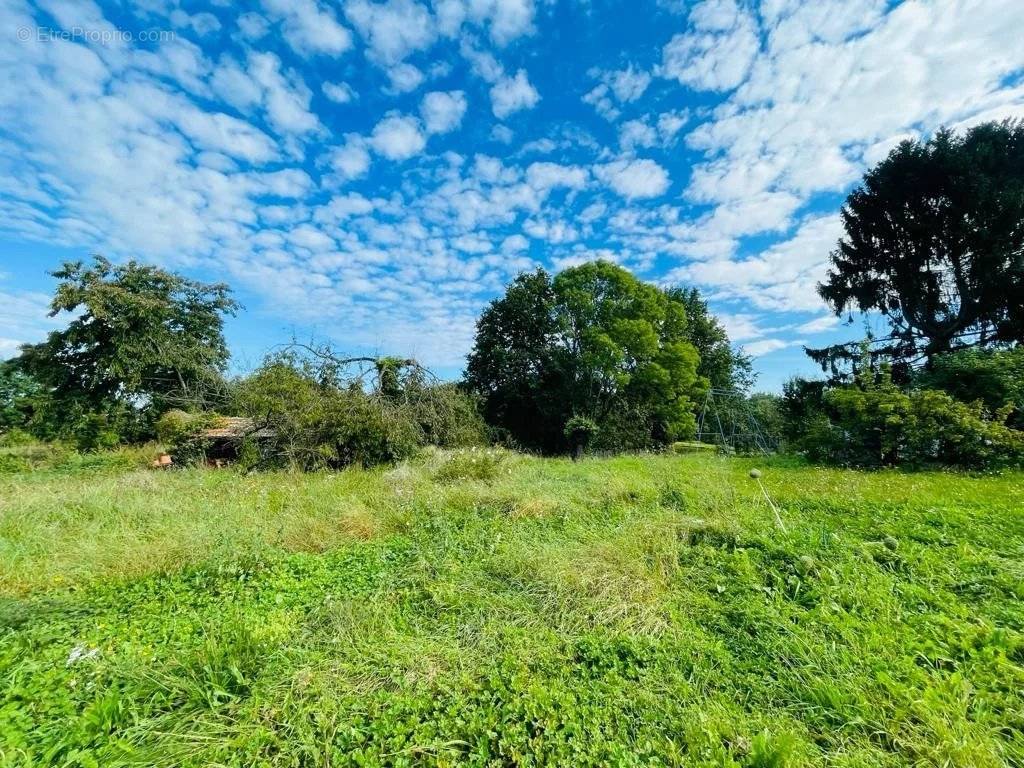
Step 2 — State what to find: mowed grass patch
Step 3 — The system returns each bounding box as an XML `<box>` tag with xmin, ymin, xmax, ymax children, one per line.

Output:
<box><xmin>0</xmin><ymin>452</ymin><xmax>1022</xmax><ymax>766</ymax></box>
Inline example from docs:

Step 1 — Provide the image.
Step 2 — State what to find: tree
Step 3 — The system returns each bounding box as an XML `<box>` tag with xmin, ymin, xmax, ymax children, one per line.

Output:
<box><xmin>813</xmin><ymin>121</ymin><xmax>1024</xmax><ymax>376</ymax></box>
<box><xmin>464</xmin><ymin>269</ymin><xmax>565</xmax><ymax>450</ymax></box>
<box><xmin>667</xmin><ymin>287</ymin><xmax>754</xmax><ymax>391</ymax></box>
<box><xmin>466</xmin><ymin>261</ymin><xmax>705</xmax><ymax>454</ymax></box>
<box><xmin>0</xmin><ymin>361</ymin><xmax>42</xmax><ymax>433</ymax></box>
<box><xmin>13</xmin><ymin>256</ymin><xmax>238</xmax><ymax>441</ymax></box>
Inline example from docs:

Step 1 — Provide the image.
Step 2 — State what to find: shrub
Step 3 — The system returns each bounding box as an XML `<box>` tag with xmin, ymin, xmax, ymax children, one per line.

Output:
<box><xmin>233</xmin><ymin>360</ymin><xmax>418</xmax><ymax>470</ymax></box>
<box><xmin>68</xmin><ymin>412</ymin><xmax>123</xmax><ymax>452</ymax></box>
<box><xmin>564</xmin><ymin>416</ymin><xmax>598</xmax><ymax>461</ymax></box>
<box><xmin>0</xmin><ymin>442</ymin><xmax>71</xmax><ymax>473</ymax></box>
<box><xmin>232</xmin><ymin>350</ymin><xmax>486</xmax><ymax>471</ymax></box>
<box><xmin>0</xmin><ymin>427</ymin><xmax>35</xmax><ymax>447</ymax></box>
<box><xmin>916</xmin><ymin>346</ymin><xmax>1024</xmax><ymax>429</ymax></box>
<box><xmin>408</xmin><ymin>382</ymin><xmax>489</xmax><ymax>448</ymax></box>
<box><xmin>796</xmin><ymin>367</ymin><xmax>1024</xmax><ymax>468</ymax></box>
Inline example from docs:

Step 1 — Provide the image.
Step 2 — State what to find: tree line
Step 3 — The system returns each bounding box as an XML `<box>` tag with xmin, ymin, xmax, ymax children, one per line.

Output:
<box><xmin>0</xmin><ymin>255</ymin><xmax>748</xmax><ymax>463</ymax></box>
<box><xmin>1</xmin><ymin>120</ymin><xmax>1022</xmax><ymax>468</ymax></box>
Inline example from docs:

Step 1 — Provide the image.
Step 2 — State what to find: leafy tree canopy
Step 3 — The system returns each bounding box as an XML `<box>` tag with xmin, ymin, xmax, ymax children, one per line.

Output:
<box><xmin>0</xmin><ymin>360</ymin><xmax>42</xmax><ymax>433</ymax></box>
<box><xmin>813</xmin><ymin>120</ymin><xmax>1024</xmax><ymax>377</ymax></box>
<box><xmin>466</xmin><ymin>261</ymin><xmax>706</xmax><ymax>454</ymax></box>
<box><xmin>667</xmin><ymin>287</ymin><xmax>754</xmax><ymax>392</ymax></box>
<box><xmin>13</xmin><ymin>256</ymin><xmax>237</xmax><ymax>436</ymax></box>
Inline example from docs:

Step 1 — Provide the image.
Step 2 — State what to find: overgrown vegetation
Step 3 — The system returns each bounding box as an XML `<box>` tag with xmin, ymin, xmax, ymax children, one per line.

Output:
<box><xmin>1</xmin><ymin>452</ymin><xmax>1021</xmax><ymax>766</ymax></box>
<box><xmin>231</xmin><ymin>347</ymin><xmax>487</xmax><ymax>470</ymax></box>
<box><xmin>778</xmin><ymin>345</ymin><xmax>1024</xmax><ymax>468</ymax></box>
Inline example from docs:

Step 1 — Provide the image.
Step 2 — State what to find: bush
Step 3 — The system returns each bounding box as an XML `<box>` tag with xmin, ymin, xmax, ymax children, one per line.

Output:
<box><xmin>795</xmin><ymin>367</ymin><xmax>1024</xmax><ymax>468</ymax></box>
<box><xmin>0</xmin><ymin>428</ymin><xmax>35</xmax><ymax>447</ymax></box>
<box><xmin>232</xmin><ymin>351</ymin><xmax>487</xmax><ymax>471</ymax></box>
<box><xmin>916</xmin><ymin>347</ymin><xmax>1024</xmax><ymax>429</ymax></box>
<box><xmin>405</xmin><ymin>382</ymin><xmax>489</xmax><ymax>449</ymax></box>
<box><xmin>0</xmin><ymin>441</ymin><xmax>154</xmax><ymax>474</ymax></box>
<box><xmin>0</xmin><ymin>442</ymin><xmax>72</xmax><ymax>473</ymax></box>
<box><xmin>564</xmin><ymin>416</ymin><xmax>598</xmax><ymax>460</ymax></box>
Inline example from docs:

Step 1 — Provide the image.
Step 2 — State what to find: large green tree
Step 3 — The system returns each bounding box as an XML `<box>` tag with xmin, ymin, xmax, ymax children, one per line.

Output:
<box><xmin>466</xmin><ymin>261</ymin><xmax>704</xmax><ymax>454</ymax></box>
<box><xmin>13</xmin><ymin>256</ymin><xmax>237</xmax><ymax>440</ymax></box>
<box><xmin>667</xmin><ymin>287</ymin><xmax>754</xmax><ymax>392</ymax></box>
<box><xmin>813</xmin><ymin>121</ymin><xmax>1024</xmax><ymax>377</ymax></box>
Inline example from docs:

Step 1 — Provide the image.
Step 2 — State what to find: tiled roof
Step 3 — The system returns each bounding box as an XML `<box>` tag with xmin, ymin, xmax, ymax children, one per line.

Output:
<box><xmin>201</xmin><ymin>417</ymin><xmax>274</xmax><ymax>439</ymax></box>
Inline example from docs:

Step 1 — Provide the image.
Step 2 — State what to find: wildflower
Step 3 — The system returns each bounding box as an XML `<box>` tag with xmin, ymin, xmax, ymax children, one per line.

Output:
<box><xmin>66</xmin><ymin>644</ymin><xmax>99</xmax><ymax>666</ymax></box>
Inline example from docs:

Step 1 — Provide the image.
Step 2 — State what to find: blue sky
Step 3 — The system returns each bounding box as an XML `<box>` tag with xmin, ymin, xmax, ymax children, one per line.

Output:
<box><xmin>1</xmin><ymin>0</ymin><xmax>1023</xmax><ymax>391</ymax></box>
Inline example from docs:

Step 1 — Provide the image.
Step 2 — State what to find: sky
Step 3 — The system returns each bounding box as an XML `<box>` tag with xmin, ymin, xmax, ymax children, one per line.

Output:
<box><xmin>1</xmin><ymin>0</ymin><xmax>1023</xmax><ymax>391</ymax></box>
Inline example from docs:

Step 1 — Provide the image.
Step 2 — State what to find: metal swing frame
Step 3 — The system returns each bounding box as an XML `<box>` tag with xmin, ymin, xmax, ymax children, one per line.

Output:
<box><xmin>695</xmin><ymin>388</ymin><xmax>778</xmax><ymax>455</ymax></box>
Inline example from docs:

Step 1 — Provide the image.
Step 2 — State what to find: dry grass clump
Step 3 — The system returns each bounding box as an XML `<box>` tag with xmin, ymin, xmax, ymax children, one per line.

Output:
<box><xmin>277</xmin><ymin>503</ymin><xmax>380</xmax><ymax>553</ymax></box>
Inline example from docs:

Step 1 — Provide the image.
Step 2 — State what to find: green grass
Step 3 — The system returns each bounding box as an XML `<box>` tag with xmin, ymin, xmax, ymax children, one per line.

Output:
<box><xmin>1</xmin><ymin>448</ymin><xmax>1022</xmax><ymax>766</ymax></box>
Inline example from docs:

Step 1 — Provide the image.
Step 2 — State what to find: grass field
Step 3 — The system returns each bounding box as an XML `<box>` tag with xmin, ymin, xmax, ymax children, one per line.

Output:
<box><xmin>1</xmin><ymin>449</ymin><xmax>1022</xmax><ymax>767</ymax></box>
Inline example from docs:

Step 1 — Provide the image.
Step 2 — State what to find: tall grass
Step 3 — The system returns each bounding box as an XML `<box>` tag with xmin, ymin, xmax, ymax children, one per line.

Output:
<box><xmin>1</xmin><ymin>450</ymin><xmax>1022</xmax><ymax>766</ymax></box>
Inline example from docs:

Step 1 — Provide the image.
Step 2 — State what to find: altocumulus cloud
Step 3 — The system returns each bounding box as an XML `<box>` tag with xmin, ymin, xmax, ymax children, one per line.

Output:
<box><xmin>0</xmin><ymin>0</ymin><xmax>1022</xmax><ymax>381</ymax></box>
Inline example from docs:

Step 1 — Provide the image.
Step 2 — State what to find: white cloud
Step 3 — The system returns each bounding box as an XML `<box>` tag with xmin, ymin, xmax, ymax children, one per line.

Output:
<box><xmin>669</xmin><ymin>214</ymin><xmax>843</xmax><ymax>312</ymax></box>
<box><xmin>437</xmin><ymin>0</ymin><xmax>537</xmax><ymax>45</ymax></box>
<box><xmin>178</xmin><ymin>11</ymin><xmax>222</xmax><ymax>36</ymax></box>
<box><xmin>369</xmin><ymin>114</ymin><xmax>426</xmax><ymax>160</ymax></box>
<box><xmin>0</xmin><ymin>286</ymin><xmax>58</xmax><ymax>359</ymax></box>
<box><xmin>667</xmin><ymin>0</ymin><xmax>1024</xmax><ymax>315</ymax></box>
<box><xmin>385</xmin><ymin>62</ymin><xmax>425</xmax><ymax>93</ymax></box>
<box><xmin>421</xmin><ymin>90</ymin><xmax>468</xmax><ymax>134</ymax></box>
<box><xmin>525</xmin><ymin>162</ymin><xmax>588</xmax><ymax>192</ymax></box>
<box><xmin>659</xmin><ymin>0</ymin><xmax>760</xmax><ymax>91</ymax></box>
<box><xmin>459</xmin><ymin>39</ymin><xmax>505</xmax><ymax>83</ymax></box>
<box><xmin>490</xmin><ymin>124</ymin><xmax>514</xmax><ymax>143</ymax></box>
<box><xmin>489</xmin><ymin>69</ymin><xmax>540</xmax><ymax>119</ymax></box>
<box><xmin>501</xmin><ymin>233</ymin><xmax>529</xmax><ymax>253</ymax></box>
<box><xmin>620</xmin><ymin>110</ymin><xmax>689</xmax><ymax>151</ymax></box>
<box><xmin>345</xmin><ymin>0</ymin><xmax>437</xmax><ymax>64</ymax></box>
<box><xmin>237</xmin><ymin>12</ymin><xmax>271</xmax><ymax>40</ymax></box>
<box><xmin>745</xmin><ymin>338</ymin><xmax>802</xmax><ymax>357</ymax></box>
<box><xmin>619</xmin><ymin>119</ymin><xmax>657</xmax><ymax>151</ymax></box>
<box><xmin>326</xmin><ymin>135</ymin><xmax>372</xmax><ymax>179</ymax></box>
<box><xmin>314</xmin><ymin>193</ymin><xmax>375</xmax><ymax>223</ymax></box>
<box><xmin>583</xmin><ymin>64</ymin><xmax>652</xmax><ymax>120</ymax></box>
<box><xmin>261</xmin><ymin>0</ymin><xmax>354</xmax><ymax>57</ymax></box>
<box><xmin>582</xmin><ymin>84</ymin><xmax>618</xmax><ymax>121</ymax></box>
<box><xmin>322</xmin><ymin>81</ymin><xmax>356</xmax><ymax>103</ymax></box>
<box><xmin>288</xmin><ymin>223</ymin><xmax>336</xmax><ymax>251</ymax></box>
<box><xmin>657</xmin><ymin>110</ymin><xmax>689</xmax><ymax>142</ymax></box>
<box><xmin>596</xmin><ymin>159</ymin><xmax>670</xmax><ymax>200</ymax></box>
<box><xmin>247</xmin><ymin>52</ymin><xmax>321</xmax><ymax>137</ymax></box>
<box><xmin>523</xmin><ymin>217</ymin><xmax>579</xmax><ymax>244</ymax></box>
<box><xmin>796</xmin><ymin>314</ymin><xmax>840</xmax><ymax>334</ymax></box>
<box><xmin>607</xmin><ymin>64</ymin><xmax>651</xmax><ymax>103</ymax></box>
<box><xmin>718</xmin><ymin>313</ymin><xmax>766</xmax><ymax>342</ymax></box>
<box><xmin>174</xmin><ymin>108</ymin><xmax>279</xmax><ymax>163</ymax></box>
